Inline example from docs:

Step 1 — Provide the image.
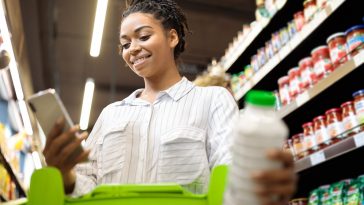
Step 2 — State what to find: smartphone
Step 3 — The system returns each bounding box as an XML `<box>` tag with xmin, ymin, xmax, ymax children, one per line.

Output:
<box><xmin>27</xmin><ymin>88</ymin><xmax>74</xmax><ymax>136</ymax></box>
<box><xmin>27</xmin><ymin>88</ymin><xmax>88</xmax><ymax>162</ymax></box>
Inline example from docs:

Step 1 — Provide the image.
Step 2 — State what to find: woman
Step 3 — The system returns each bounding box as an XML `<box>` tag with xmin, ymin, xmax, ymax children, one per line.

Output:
<box><xmin>43</xmin><ymin>0</ymin><xmax>296</xmax><ymax>203</ymax></box>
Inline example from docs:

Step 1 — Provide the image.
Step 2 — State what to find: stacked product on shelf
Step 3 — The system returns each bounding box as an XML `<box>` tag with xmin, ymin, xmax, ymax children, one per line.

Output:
<box><xmin>307</xmin><ymin>175</ymin><xmax>364</xmax><ymax>205</ymax></box>
<box><xmin>276</xmin><ymin>25</ymin><xmax>363</xmax><ymax>107</ymax></box>
<box><xmin>283</xmin><ymin>89</ymin><xmax>364</xmax><ymax>161</ymax></box>
<box><xmin>230</xmin><ymin>0</ymin><xmax>334</xmax><ymax>96</ymax></box>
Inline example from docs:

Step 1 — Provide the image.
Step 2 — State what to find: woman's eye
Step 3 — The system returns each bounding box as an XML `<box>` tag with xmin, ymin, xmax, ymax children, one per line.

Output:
<box><xmin>121</xmin><ymin>43</ymin><xmax>130</xmax><ymax>50</ymax></box>
<box><xmin>140</xmin><ymin>35</ymin><xmax>150</xmax><ymax>41</ymax></box>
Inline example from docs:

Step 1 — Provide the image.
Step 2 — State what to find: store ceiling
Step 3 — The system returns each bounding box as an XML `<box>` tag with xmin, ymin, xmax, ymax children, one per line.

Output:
<box><xmin>19</xmin><ymin>0</ymin><xmax>255</xmax><ymax>128</ymax></box>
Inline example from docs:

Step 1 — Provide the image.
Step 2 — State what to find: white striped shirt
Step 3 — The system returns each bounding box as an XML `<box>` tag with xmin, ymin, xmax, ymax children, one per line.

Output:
<box><xmin>72</xmin><ymin>77</ymin><xmax>238</xmax><ymax>196</ymax></box>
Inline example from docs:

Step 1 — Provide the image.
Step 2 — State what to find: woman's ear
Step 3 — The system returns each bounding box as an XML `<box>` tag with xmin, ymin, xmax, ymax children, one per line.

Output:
<box><xmin>169</xmin><ymin>29</ymin><xmax>179</xmax><ymax>48</ymax></box>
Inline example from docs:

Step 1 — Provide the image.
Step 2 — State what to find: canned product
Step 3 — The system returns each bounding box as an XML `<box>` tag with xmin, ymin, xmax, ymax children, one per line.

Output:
<box><xmin>313</xmin><ymin>115</ymin><xmax>331</xmax><ymax>146</ymax></box>
<box><xmin>294</xmin><ymin>11</ymin><xmax>305</xmax><ymax>32</ymax></box>
<box><xmin>303</xmin><ymin>0</ymin><xmax>317</xmax><ymax>22</ymax></box>
<box><xmin>341</xmin><ymin>101</ymin><xmax>360</xmax><ymax>134</ymax></box>
<box><xmin>278</xmin><ymin>76</ymin><xmax>291</xmax><ymax>106</ymax></box>
<box><xmin>311</xmin><ymin>46</ymin><xmax>333</xmax><ymax>80</ymax></box>
<box><xmin>299</xmin><ymin>57</ymin><xmax>316</xmax><ymax>87</ymax></box>
<box><xmin>353</xmin><ymin>89</ymin><xmax>364</xmax><ymax>125</ymax></box>
<box><xmin>302</xmin><ymin>122</ymin><xmax>319</xmax><ymax>152</ymax></box>
<box><xmin>288</xmin><ymin>67</ymin><xmax>301</xmax><ymax>99</ymax></box>
<box><xmin>345</xmin><ymin>25</ymin><xmax>364</xmax><ymax>57</ymax></box>
<box><xmin>327</xmin><ymin>32</ymin><xmax>348</xmax><ymax>68</ymax></box>
<box><xmin>325</xmin><ymin>108</ymin><xmax>345</xmax><ymax>141</ymax></box>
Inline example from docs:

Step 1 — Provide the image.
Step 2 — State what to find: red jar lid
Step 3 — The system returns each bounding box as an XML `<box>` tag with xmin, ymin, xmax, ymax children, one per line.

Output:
<box><xmin>311</xmin><ymin>45</ymin><xmax>330</xmax><ymax>57</ymax></box>
<box><xmin>325</xmin><ymin>108</ymin><xmax>341</xmax><ymax>115</ymax></box>
<box><xmin>292</xmin><ymin>133</ymin><xmax>304</xmax><ymax>139</ymax></box>
<box><xmin>341</xmin><ymin>101</ymin><xmax>354</xmax><ymax>108</ymax></box>
<box><xmin>313</xmin><ymin>115</ymin><xmax>326</xmax><ymax>121</ymax></box>
<box><xmin>326</xmin><ymin>32</ymin><xmax>346</xmax><ymax>44</ymax></box>
<box><xmin>302</xmin><ymin>122</ymin><xmax>313</xmax><ymax>127</ymax></box>
<box><xmin>299</xmin><ymin>57</ymin><xmax>313</xmax><ymax>67</ymax></box>
<box><xmin>288</xmin><ymin>67</ymin><xmax>299</xmax><ymax>76</ymax></box>
<box><xmin>278</xmin><ymin>76</ymin><xmax>289</xmax><ymax>84</ymax></box>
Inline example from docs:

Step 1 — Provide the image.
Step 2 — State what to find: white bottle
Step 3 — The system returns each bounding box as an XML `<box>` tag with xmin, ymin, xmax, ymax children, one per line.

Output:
<box><xmin>224</xmin><ymin>90</ymin><xmax>288</xmax><ymax>205</ymax></box>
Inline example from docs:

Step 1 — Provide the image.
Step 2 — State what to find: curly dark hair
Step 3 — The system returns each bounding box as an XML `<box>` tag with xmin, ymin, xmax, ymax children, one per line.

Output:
<box><xmin>122</xmin><ymin>0</ymin><xmax>190</xmax><ymax>59</ymax></box>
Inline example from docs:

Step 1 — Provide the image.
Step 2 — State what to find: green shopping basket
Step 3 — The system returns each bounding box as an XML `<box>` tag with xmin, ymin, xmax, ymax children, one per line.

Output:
<box><xmin>5</xmin><ymin>165</ymin><xmax>228</xmax><ymax>205</ymax></box>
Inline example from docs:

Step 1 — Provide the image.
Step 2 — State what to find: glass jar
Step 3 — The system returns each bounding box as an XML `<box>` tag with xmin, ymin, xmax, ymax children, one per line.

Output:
<box><xmin>341</xmin><ymin>101</ymin><xmax>360</xmax><ymax>134</ymax></box>
<box><xmin>288</xmin><ymin>67</ymin><xmax>301</xmax><ymax>99</ymax></box>
<box><xmin>287</xmin><ymin>20</ymin><xmax>297</xmax><ymax>39</ymax></box>
<box><xmin>272</xmin><ymin>32</ymin><xmax>281</xmax><ymax>53</ymax></box>
<box><xmin>325</xmin><ymin>108</ymin><xmax>345</xmax><ymax>141</ymax></box>
<box><xmin>294</xmin><ymin>11</ymin><xmax>305</xmax><ymax>32</ymax></box>
<box><xmin>299</xmin><ymin>57</ymin><xmax>316</xmax><ymax>88</ymax></box>
<box><xmin>303</xmin><ymin>0</ymin><xmax>317</xmax><ymax>22</ymax></box>
<box><xmin>302</xmin><ymin>122</ymin><xmax>319</xmax><ymax>152</ymax></box>
<box><xmin>345</xmin><ymin>25</ymin><xmax>364</xmax><ymax>57</ymax></box>
<box><xmin>278</xmin><ymin>76</ymin><xmax>291</xmax><ymax>106</ymax></box>
<box><xmin>316</xmin><ymin>0</ymin><xmax>327</xmax><ymax>9</ymax></box>
<box><xmin>251</xmin><ymin>54</ymin><xmax>259</xmax><ymax>73</ymax></box>
<box><xmin>257</xmin><ymin>47</ymin><xmax>267</xmax><ymax>67</ymax></box>
<box><xmin>311</xmin><ymin>46</ymin><xmax>333</xmax><ymax>80</ymax></box>
<box><xmin>326</xmin><ymin>32</ymin><xmax>348</xmax><ymax>67</ymax></box>
<box><xmin>353</xmin><ymin>89</ymin><xmax>364</xmax><ymax>125</ymax></box>
<box><xmin>265</xmin><ymin>40</ymin><xmax>275</xmax><ymax>59</ymax></box>
<box><xmin>292</xmin><ymin>133</ymin><xmax>306</xmax><ymax>159</ymax></box>
<box><xmin>283</xmin><ymin>139</ymin><xmax>296</xmax><ymax>160</ymax></box>
<box><xmin>244</xmin><ymin>65</ymin><xmax>254</xmax><ymax>79</ymax></box>
<box><xmin>313</xmin><ymin>115</ymin><xmax>331</xmax><ymax>147</ymax></box>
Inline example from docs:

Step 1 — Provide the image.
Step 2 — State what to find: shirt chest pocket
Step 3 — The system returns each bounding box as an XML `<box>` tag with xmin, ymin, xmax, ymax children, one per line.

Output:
<box><xmin>97</xmin><ymin>123</ymin><xmax>129</xmax><ymax>177</ymax></box>
<box><xmin>157</xmin><ymin>127</ymin><xmax>208</xmax><ymax>185</ymax></box>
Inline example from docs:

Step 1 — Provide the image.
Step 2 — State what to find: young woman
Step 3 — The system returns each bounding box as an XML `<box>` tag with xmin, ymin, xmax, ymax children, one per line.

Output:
<box><xmin>43</xmin><ymin>0</ymin><xmax>296</xmax><ymax>204</ymax></box>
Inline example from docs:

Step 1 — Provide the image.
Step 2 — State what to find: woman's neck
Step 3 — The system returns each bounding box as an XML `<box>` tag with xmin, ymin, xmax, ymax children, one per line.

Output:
<box><xmin>141</xmin><ymin>66</ymin><xmax>182</xmax><ymax>102</ymax></box>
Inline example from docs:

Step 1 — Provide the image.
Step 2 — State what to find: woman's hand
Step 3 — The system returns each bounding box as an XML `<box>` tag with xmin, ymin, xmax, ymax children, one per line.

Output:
<box><xmin>251</xmin><ymin>149</ymin><xmax>297</xmax><ymax>205</ymax></box>
<box><xmin>43</xmin><ymin>117</ymin><xmax>90</xmax><ymax>193</ymax></box>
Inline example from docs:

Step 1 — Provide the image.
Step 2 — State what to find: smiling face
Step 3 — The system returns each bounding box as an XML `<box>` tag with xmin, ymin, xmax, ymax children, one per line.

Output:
<box><xmin>119</xmin><ymin>12</ymin><xmax>179</xmax><ymax>78</ymax></box>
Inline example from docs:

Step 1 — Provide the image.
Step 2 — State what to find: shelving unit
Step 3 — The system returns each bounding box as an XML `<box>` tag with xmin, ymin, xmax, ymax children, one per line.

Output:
<box><xmin>222</xmin><ymin>0</ymin><xmax>364</xmax><ymax>199</ymax></box>
<box><xmin>0</xmin><ymin>150</ymin><xmax>26</xmax><ymax>198</ymax></box>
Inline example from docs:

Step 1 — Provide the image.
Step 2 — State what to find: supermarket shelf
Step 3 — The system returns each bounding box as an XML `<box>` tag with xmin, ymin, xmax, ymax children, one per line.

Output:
<box><xmin>278</xmin><ymin>50</ymin><xmax>364</xmax><ymax>118</ymax></box>
<box><xmin>233</xmin><ymin>0</ymin><xmax>346</xmax><ymax>101</ymax></box>
<box><xmin>295</xmin><ymin>131</ymin><xmax>364</xmax><ymax>173</ymax></box>
<box><xmin>0</xmin><ymin>150</ymin><xmax>26</xmax><ymax>197</ymax></box>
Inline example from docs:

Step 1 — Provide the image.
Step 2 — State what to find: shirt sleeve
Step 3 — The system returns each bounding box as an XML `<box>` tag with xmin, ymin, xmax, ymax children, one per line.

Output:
<box><xmin>70</xmin><ymin>109</ymin><xmax>104</xmax><ymax>197</ymax></box>
<box><xmin>207</xmin><ymin>87</ymin><xmax>239</xmax><ymax>169</ymax></box>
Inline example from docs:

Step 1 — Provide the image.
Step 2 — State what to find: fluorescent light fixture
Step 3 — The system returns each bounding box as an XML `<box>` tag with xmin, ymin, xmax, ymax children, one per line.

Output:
<box><xmin>18</xmin><ymin>100</ymin><xmax>33</xmax><ymax>135</ymax></box>
<box><xmin>0</xmin><ymin>0</ymin><xmax>24</xmax><ymax>100</ymax></box>
<box><xmin>80</xmin><ymin>78</ymin><xmax>95</xmax><ymax>130</ymax></box>
<box><xmin>90</xmin><ymin>0</ymin><xmax>108</xmax><ymax>57</ymax></box>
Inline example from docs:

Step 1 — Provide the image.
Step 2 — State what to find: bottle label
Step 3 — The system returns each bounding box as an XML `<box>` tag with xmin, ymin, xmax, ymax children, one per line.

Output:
<box><xmin>305</xmin><ymin>134</ymin><xmax>317</xmax><ymax>149</ymax></box>
<box><xmin>330</xmin><ymin>45</ymin><xmax>347</xmax><ymax>64</ymax></box>
<box><xmin>354</xmin><ymin>100</ymin><xmax>364</xmax><ymax>124</ymax></box>
<box><xmin>327</xmin><ymin>122</ymin><xmax>345</xmax><ymax>138</ymax></box>
<box><xmin>347</xmin><ymin>35</ymin><xmax>364</xmax><ymax>53</ymax></box>
<box><xmin>343</xmin><ymin>115</ymin><xmax>360</xmax><ymax>131</ymax></box>
<box><xmin>315</xmin><ymin>128</ymin><xmax>330</xmax><ymax>144</ymax></box>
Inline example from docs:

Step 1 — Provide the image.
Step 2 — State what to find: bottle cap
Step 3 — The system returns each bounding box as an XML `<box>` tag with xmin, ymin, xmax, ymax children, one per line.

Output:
<box><xmin>245</xmin><ymin>90</ymin><xmax>275</xmax><ymax>106</ymax></box>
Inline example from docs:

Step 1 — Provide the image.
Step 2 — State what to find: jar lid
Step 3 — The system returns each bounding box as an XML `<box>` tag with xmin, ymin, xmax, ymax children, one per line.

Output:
<box><xmin>245</xmin><ymin>90</ymin><xmax>275</xmax><ymax>107</ymax></box>
<box><xmin>325</xmin><ymin>108</ymin><xmax>341</xmax><ymax>115</ymax></box>
<box><xmin>292</xmin><ymin>133</ymin><xmax>304</xmax><ymax>139</ymax></box>
<box><xmin>299</xmin><ymin>57</ymin><xmax>313</xmax><ymax>66</ymax></box>
<box><xmin>341</xmin><ymin>101</ymin><xmax>353</xmax><ymax>107</ymax></box>
<box><xmin>345</xmin><ymin>25</ymin><xmax>364</xmax><ymax>36</ymax></box>
<box><xmin>302</xmin><ymin>122</ymin><xmax>313</xmax><ymax>127</ymax></box>
<box><xmin>311</xmin><ymin>45</ymin><xmax>330</xmax><ymax>56</ymax></box>
<box><xmin>353</xmin><ymin>89</ymin><xmax>364</xmax><ymax>98</ymax></box>
<box><xmin>278</xmin><ymin>76</ymin><xmax>289</xmax><ymax>84</ymax></box>
<box><xmin>326</xmin><ymin>32</ymin><xmax>346</xmax><ymax>44</ymax></box>
<box><xmin>313</xmin><ymin>115</ymin><xmax>326</xmax><ymax>121</ymax></box>
<box><xmin>288</xmin><ymin>67</ymin><xmax>299</xmax><ymax>75</ymax></box>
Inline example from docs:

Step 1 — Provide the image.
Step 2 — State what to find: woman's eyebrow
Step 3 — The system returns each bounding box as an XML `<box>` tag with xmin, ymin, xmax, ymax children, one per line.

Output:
<box><xmin>120</xmin><ymin>25</ymin><xmax>153</xmax><ymax>39</ymax></box>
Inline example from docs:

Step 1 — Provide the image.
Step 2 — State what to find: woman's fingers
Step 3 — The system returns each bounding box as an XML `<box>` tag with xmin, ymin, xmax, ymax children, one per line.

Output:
<box><xmin>58</xmin><ymin>132</ymin><xmax>88</xmax><ymax>167</ymax></box>
<box><xmin>266</xmin><ymin>149</ymin><xmax>294</xmax><ymax>168</ymax></box>
<box><xmin>43</xmin><ymin>117</ymin><xmax>65</xmax><ymax>155</ymax></box>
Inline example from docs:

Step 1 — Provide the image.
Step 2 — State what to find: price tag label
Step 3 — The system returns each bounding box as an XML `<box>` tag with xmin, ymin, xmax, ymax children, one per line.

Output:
<box><xmin>310</xmin><ymin>150</ymin><xmax>325</xmax><ymax>166</ymax></box>
<box><xmin>354</xmin><ymin>133</ymin><xmax>364</xmax><ymax>148</ymax></box>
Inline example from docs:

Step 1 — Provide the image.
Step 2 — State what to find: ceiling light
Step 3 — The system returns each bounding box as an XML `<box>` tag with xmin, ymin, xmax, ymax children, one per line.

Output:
<box><xmin>90</xmin><ymin>0</ymin><xmax>109</xmax><ymax>57</ymax></box>
<box><xmin>80</xmin><ymin>78</ymin><xmax>95</xmax><ymax>130</ymax></box>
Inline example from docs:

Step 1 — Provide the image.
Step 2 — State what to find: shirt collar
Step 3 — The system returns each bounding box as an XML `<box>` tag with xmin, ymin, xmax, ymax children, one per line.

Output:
<box><xmin>120</xmin><ymin>77</ymin><xmax>195</xmax><ymax>105</ymax></box>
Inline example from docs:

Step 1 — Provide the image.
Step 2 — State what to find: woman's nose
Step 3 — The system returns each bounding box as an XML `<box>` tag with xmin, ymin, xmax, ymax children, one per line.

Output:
<box><xmin>129</xmin><ymin>42</ymin><xmax>141</xmax><ymax>55</ymax></box>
